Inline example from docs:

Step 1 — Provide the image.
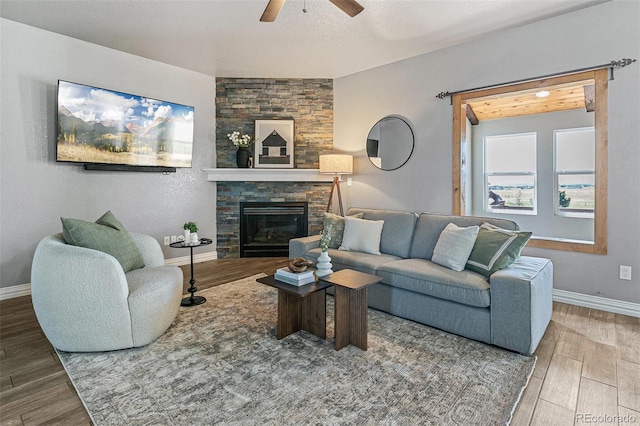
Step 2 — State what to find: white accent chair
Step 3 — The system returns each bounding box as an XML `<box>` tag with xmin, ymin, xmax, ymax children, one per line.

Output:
<box><xmin>31</xmin><ymin>232</ymin><xmax>183</xmax><ymax>352</ymax></box>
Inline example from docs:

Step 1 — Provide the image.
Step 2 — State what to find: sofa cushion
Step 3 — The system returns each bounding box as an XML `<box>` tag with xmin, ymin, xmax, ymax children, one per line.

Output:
<box><xmin>322</xmin><ymin>212</ymin><xmax>364</xmax><ymax>249</ymax></box>
<box><xmin>466</xmin><ymin>223</ymin><xmax>532</xmax><ymax>277</ymax></box>
<box><xmin>347</xmin><ymin>208</ymin><xmax>417</xmax><ymax>258</ymax></box>
<box><xmin>339</xmin><ymin>216</ymin><xmax>384</xmax><ymax>255</ymax></box>
<box><xmin>307</xmin><ymin>248</ymin><xmax>399</xmax><ymax>276</ymax></box>
<box><xmin>377</xmin><ymin>258</ymin><xmax>491</xmax><ymax>308</ymax></box>
<box><xmin>61</xmin><ymin>211</ymin><xmax>145</xmax><ymax>273</ymax></box>
<box><xmin>410</xmin><ymin>213</ymin><xmax>518</xmax><ymax>260</ymax></box>
<box><xmin>431</xmin><ymin>223</ymin><xmax>479</xmax><ymax>272</ymax></box>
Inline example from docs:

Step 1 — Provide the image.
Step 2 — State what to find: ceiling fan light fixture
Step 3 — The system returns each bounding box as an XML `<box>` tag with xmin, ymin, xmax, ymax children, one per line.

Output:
<box><xmin>260</xmin><ymin>0</ymin><xmax>363</xmax><ymax>22</ymax></box>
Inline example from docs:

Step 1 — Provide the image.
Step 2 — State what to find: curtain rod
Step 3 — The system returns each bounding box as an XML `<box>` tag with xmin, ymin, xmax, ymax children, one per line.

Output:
<box><xmin>435</xmin><ymin>57</ymin><xmax>636</xmax><ymax>101</ymax></box>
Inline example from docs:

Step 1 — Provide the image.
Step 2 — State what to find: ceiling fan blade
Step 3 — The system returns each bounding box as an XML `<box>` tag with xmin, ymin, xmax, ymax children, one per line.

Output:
<box><xmin>260</xmin><ymin>0</ymin><xmax>286</xmax><ymax>22</ymax></box>
<box><xmin>328</xmin><ymin>0</ymin><xmax>364</xmax><ymax>17</ymax></box>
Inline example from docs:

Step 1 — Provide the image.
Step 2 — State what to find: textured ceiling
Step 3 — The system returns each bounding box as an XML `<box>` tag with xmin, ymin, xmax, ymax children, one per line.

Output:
<box><xmin>0</xmin><ymin>0</ymin><xmax>608</xmax><ymax>78</ymax></box>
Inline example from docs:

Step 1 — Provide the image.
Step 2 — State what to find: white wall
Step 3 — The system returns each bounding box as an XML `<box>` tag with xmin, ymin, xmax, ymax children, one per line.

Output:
<box><xmin>0</xmin><ymin>19</ymin><xmax>217</xmax><ymax>289</ymax></box>
<box><xmin>334</xmin><ymin>1</ymin><xmax>640</xmax><ymax>304</ymax></box>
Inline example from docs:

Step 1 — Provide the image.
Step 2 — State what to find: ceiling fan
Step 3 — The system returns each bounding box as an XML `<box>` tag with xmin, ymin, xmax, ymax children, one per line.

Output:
<box><xmin>260</xmin><ymin>0</ymin><xmax>364</xmax><ymax>22</ymax></box>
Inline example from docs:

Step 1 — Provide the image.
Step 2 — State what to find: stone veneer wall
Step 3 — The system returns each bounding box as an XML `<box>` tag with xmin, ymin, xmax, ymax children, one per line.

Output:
<box><xmin>215</xmin><ymin>78</ymin><xmax>334</xmax><ymax>258</ymax></box>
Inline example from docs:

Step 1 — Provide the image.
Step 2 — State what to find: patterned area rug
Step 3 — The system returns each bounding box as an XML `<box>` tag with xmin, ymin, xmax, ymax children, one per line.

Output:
<box><xmin>58</xmin><ymin>274</ymin><xmax>535</xmax><ymax>425</ymax></box>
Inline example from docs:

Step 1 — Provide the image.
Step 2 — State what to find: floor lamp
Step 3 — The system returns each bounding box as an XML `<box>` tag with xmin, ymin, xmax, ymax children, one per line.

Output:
<box><xmin>319</xmin><ymin>154</ymin><xmax>353</xmax><ymax>216</ymax></box>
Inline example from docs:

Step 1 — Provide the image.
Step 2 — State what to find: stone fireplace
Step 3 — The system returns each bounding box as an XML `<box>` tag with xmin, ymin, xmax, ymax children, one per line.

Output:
<box><xmin>215</xmin><ymin>181</ymin><xmax>328</xmax><ymax>258</ymax></box>
<box><xmin>215</xmin><ymin>77</ymin><xmax>334</xmax><ymax>258</ymax></box>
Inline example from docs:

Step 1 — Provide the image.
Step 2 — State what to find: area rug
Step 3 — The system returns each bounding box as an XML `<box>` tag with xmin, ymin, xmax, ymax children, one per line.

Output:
<box><xmin>57</xmin><ymin>274</ymin><xmax>535</xmax><ymax>425</ymax></box>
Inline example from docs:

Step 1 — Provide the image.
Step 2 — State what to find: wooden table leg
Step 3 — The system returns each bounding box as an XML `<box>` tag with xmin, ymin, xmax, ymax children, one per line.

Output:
<box><xmin>302</xmin><ymin>288</ymin><xmax>327</xmax><ymax>339</ymax></box>
<box><xmin>349</xmin><ymin>287</ymin><xmax>368</xmax><ymax>350</ymax></box>
<box><xmin>277</xmin><ymin>288</ymin><xmax>327</xmax><ymax>340</ymax></box>
<box><xmin>277</xmin><ymin>289</ymin><xmax>301</xmax><ymax>339</ymax></box>
<box><xmin>335</xmin><ymin>286</ymin><xmax>369</xmax><ymax>350</ymax></box>
<box><xmin>334</xmin><ymin>286</ymin><xmax>350</xmax><ymax>350</ymax></box>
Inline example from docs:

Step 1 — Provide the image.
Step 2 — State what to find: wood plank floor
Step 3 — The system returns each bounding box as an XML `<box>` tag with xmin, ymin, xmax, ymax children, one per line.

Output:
<box><xmin>1</xmin><ymin>257</ymin><xmax>638</xmax><ymax>425</ymax></box>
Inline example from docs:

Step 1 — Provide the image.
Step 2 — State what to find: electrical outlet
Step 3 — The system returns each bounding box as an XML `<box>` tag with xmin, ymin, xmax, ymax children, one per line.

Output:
<box><xmin>619</xmin><ymin>265</ymin><xmax>632</xmax><ymax>281</ymax></box>
<box><xmin>347</xmin><ymin>177</ymin><xmax>353</xmax><ymax>187</ymax></box>
<box><xmin>163</xmin><ymin>236</ymin><xmax>170</xmax><ymax>246</ymax></box>
<box><xmin>170</xmin><ymin>235</ymin><xmax>177</xmax><ymax>243</ymax></box>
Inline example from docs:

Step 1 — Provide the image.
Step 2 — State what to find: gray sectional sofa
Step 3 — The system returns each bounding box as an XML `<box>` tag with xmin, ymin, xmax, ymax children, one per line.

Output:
<box><xmin>289</xmin><ymin>208</ymin><xmax>553</xmax><ymax>355</ymax></box>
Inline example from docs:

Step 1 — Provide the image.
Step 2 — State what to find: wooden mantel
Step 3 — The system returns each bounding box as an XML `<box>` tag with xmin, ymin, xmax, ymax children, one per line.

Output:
<box><xmin>202</xmin><ymin>168</ymin><xmax>334</xmax><ymax>182</ymax></box>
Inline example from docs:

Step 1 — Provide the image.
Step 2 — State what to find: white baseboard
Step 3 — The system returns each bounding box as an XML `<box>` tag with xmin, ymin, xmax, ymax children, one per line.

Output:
<box><xmin>0</xmin><ymin>251</ymin><xmax>218</xmax><ymax>301</ymax></box>
<box><xmin>0</xmin><ymin>283</ymin><xmax>31</xmax><ymax>300</ymax></box>
<box><xmin>553</xmin><ymin>289</ymin><xmax>640</xmax><ymax>318</ymax></box>
<box><xmin>164</xmin><ymin>251</ymin><xmax>218</xmax><ymax>267</ymax></box>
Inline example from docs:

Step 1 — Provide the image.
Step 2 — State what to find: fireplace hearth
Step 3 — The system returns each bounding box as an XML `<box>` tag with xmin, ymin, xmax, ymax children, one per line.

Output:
<box><xmin>239</xmin><ymin>202</ymin><xmax>308</xmax><ymax>257</ymax></box>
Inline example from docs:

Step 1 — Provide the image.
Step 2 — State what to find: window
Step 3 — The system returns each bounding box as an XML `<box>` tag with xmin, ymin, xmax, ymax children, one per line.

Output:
<box><xmin>452</xmin><ymin>68</ymin><xmax>608</xmax><ymax>254</ymax></box>
<box><xmin>554</xmin><ymin>127</ymin><xmax>595</xmax><ymax>218</ymax></box>
<box><xmin>484</xmin><ymin>133</ymin><xmax>537</xmax><ymax>214</ymax></box>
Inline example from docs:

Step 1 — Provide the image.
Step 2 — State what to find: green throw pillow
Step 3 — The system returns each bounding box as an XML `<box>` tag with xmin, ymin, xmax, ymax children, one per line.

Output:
<box><xmin>322</xmin><ymin>212</ymin><xmax>363</xmax><ymax>249</ymax></box>
<box><xmin>465</xmin><ymin>222</ymin><xmax>532</xmax><ymax>277</ymax></box>
<box><xmin>61</xmin><ymin>210</ymin><xmax>145</xmax><ymax>273</ymax></box>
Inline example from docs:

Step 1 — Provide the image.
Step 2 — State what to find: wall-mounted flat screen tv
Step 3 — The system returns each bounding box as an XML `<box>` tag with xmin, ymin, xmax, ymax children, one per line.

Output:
<box><xmin>56</xmin><ymin>80</ymin><xmax>194</xmax><ymax>168</ymax></box>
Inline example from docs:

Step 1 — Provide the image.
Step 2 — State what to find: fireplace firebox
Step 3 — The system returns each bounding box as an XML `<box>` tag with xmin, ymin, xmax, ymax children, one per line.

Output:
<box><xmin>239</xmin><ymin>202</ymin><xmax>308</xmax><ymax>257</ymax></box>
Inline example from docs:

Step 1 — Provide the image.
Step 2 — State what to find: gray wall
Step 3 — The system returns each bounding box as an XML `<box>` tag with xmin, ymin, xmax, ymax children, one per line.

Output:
<box><xmin>1</xmin><ymin>19</ymin><xmax>217</xmax><ymax>289</ymax></box>
<box><xmin>471</xmin><ymin>110</ymin><xmax>595</xmax><ymax>241</ymax></box>
<box><xmin>334</xmin><ymin>1</ymin><xmax>640</xmax><ymax>304</ymax></box>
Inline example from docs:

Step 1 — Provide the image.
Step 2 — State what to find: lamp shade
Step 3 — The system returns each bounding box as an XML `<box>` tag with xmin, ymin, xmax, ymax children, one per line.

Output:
<box><xmin>319</xmin><ymin>154</ymin><xmax>353</xmax><ymax>175</ymax></box>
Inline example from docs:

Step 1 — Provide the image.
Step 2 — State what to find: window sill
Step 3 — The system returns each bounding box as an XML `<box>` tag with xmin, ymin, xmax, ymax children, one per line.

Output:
<box><xmin>527</xmin><ymin>236</ymin><xmax>605</xmax><ymax>255</ymax></box>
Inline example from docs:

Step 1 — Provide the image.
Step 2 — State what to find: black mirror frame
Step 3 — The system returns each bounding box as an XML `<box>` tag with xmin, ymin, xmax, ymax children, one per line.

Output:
<box><xmin>366</xmin><ymin>116</ymin><xmax>415</xmax><ymax>171</ymax></box>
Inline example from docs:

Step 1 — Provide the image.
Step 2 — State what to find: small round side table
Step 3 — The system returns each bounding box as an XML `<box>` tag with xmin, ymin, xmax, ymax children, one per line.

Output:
<box><xmin>170</xmin><ymin>239</ymin><xmax>212</xmax><ymax>307</ymax></box>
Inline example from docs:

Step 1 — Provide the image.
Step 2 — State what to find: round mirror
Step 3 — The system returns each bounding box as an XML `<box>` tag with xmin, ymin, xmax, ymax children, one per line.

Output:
<box><xmin>366</xmin><ymin>116</ymin><xmax>414</xmax><ymax>171</ymax></box>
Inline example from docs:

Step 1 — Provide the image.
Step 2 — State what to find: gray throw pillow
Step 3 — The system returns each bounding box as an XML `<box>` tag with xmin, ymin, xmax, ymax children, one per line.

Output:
<box><xmin>61</xmin><ymin>210</ymin><xmax>145</xmax><ymax>273</ymax></box>
<box><xmin>431</xmin><ymin>223</ymin><xmax>479</xmax><ymax>272</ymax></box>
<box><xmin>339</xmin><ymin>216</ymin><xmax>385</xmax><ymax>255</ymax></box>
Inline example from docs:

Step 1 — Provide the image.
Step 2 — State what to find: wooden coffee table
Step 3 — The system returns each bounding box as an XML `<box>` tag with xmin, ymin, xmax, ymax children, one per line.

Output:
<box><xmin>257</xmin><ymin>275</ymin><xmax>332</xmax><ymax>340</ymax></box>
<box><xmin>319</xmin><ymin>269</ymin><xmax>382</xmax><ymax>351</ymax></box>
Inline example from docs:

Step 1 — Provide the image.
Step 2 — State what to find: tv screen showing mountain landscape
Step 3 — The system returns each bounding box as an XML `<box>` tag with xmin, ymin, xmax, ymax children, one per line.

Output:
<box><xmin>56</xmin><ymin>80</ymin><xmax>194</xmax><ymax>168</ymax></box>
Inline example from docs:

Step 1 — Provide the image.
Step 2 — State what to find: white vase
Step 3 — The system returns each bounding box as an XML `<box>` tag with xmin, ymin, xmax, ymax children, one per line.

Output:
<box><xmin>183</xmin><ymin>229</ymin><xmax>190</xmax><ymax>243</ymax></box>
<box><xmin>191</xmin><ymin>232</ymin><xmax>199</xmax><ymax>243</ymax></box>
<box><xmin>315</xmin><ymin>251</ymin><xmax>333</xmax><ymax>277</ymax></box>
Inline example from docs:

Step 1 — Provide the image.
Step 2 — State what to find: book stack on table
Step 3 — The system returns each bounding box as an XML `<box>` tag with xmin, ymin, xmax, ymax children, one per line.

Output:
<box><xmin>274</xmin><ymin>267</ymin><xmax>315</xmax><ymax>286</ymax></box>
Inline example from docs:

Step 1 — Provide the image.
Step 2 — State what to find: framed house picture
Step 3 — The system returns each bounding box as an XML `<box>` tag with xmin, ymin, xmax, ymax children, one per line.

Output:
<box><xmin>254</xmin><ymin>119</ymin><xmax>295</xmax><ymax>168</ymax></box>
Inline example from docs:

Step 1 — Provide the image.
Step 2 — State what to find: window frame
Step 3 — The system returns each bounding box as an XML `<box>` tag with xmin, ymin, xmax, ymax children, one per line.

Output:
<box><xmin>451</xmin><ymin>69</ymin><xmax>608</xmax><ymax>254</ymax></box>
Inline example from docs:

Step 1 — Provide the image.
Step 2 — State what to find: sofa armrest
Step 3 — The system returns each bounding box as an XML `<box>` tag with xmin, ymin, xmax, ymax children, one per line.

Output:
<box><xmin>490</xmin><ymin>256</ymin><xmax>553</xmax><ymax>355</ymax></box>
<box><xmin>289</xmin><ymin>235</ymin><xmax>321</xmax><ymax>258</ymax></box>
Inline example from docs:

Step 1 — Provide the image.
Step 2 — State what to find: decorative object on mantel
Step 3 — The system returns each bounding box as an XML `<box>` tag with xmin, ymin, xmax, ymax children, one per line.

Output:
<box><xmin>236</xmin><ymin>147</ymin><xmax>250</xmax><ymax>168</ymax></box>
<box><xmin>254</xmin><ymin>119</ymin><xmax>295</xmax><ymax>168</ymax></box>
<box><xmin>319</xmin><ymin>153</ymin><xmax>353</xmax><ymax>216</ymax></box>
<box><xmin>316</xmin><ymin>223</ymin><xmax>333</xmax><ymax>277</ymax></box>
<box><xmin>183</xmin><ymin>221</ymin><xmax>198</xmax><ymax>244</ymax></box>
<box><xmin>227</xmin><ymin>131</ymin><xmax>254</xmax><ymax>168</ymax></box>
